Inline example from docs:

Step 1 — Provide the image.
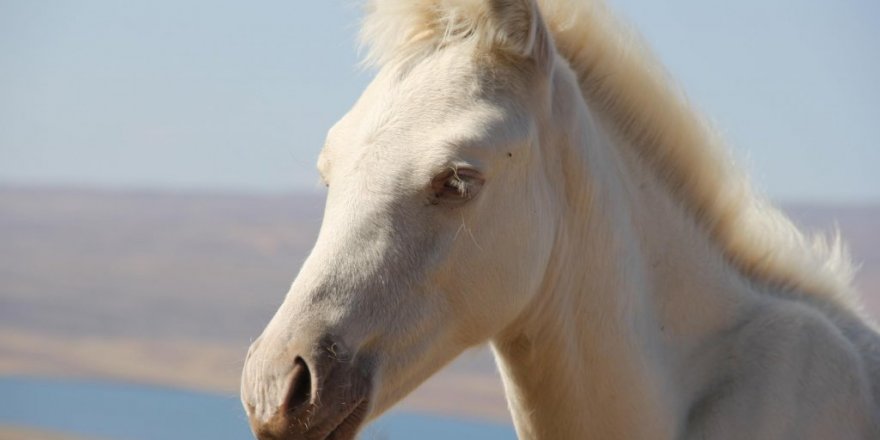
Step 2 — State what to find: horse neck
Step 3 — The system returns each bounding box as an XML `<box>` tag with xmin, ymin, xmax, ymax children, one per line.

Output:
<box><xmin>491</xmin><ymin>84</ymin><xmax>758</xmax><ymax>439</ymax></box>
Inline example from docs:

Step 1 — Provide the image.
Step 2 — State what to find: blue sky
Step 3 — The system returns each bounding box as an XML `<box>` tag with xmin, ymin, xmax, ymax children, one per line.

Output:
<box><xmin>1</xmin><ymin>1</ymin><xmax>878</xmax><ymax>202</ymax></box>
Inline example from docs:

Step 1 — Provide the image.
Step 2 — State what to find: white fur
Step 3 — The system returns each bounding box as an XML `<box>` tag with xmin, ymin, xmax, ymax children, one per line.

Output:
<box><xmin>243</xmin><ymin>1</ymin><xmax>880</xmax><ymax>438</ymax></box>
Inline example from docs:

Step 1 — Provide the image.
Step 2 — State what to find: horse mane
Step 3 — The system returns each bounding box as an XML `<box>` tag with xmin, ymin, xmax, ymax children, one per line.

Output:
<box><xmin>359</xmin><ymin>0</ymin><xmax>860</xmax><ymax>310</ymax></box>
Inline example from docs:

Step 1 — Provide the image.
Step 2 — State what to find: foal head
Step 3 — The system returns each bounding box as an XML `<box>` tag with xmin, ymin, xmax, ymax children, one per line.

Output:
<box><xmin>242</xmin><ymin>1</ymin><xmax>573</xmax><ymax>438</ymax></box>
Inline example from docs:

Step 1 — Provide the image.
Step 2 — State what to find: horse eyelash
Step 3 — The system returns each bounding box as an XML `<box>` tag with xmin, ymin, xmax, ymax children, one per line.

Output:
<box><xmin>446</xmin><ymin>169</ymin><xmax>471</xmax><ymax>197</ymax></box>
<box><xmin>429</xmin><ymin>167</ymin><xmax>482</xmax><ymax>204</ymax></box>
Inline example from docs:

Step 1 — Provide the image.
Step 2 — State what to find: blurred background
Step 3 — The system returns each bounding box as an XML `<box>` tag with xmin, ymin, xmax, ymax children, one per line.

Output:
<box><xmin>1</xmin><ymin>1</ymin><xmax>877</xmax><ymax>439</ymax></box>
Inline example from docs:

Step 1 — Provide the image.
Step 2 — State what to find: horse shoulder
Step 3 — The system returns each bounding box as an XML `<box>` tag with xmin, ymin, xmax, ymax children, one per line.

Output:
<box><xmin>687</xmin><ymin>297</ymin><xmax>880</xmax><ymax>439</ymax></box>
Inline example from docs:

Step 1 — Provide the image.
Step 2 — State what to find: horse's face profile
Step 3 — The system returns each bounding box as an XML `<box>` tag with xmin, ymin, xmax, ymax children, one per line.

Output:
<box><xmin>241</xmin><ymin>3</ymin><xmax>563</xmax><ymax>438</ymax></box>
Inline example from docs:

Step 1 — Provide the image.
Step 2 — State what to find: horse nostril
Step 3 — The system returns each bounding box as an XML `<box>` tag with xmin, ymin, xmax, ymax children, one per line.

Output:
<box><xmin>284</xmin><ymin>357</ymin><xmax>312</xmax><ymax>412</ymax></box>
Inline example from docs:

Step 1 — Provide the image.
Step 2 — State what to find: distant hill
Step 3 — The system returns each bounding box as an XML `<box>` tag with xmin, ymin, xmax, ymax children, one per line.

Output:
<box><xmin>0</xmin><ymin>186</ymin><xmax>322</xmax><ymax>343</ymax></box>
<box><xmin>0</xmin><ymin>186</ymin><xmax>877</xmax><ymax>422</ymax></box>
<box><xmin>0</xmin><ymin>426</ymin><xmax>99</xmax><ymax>440</ymax></box>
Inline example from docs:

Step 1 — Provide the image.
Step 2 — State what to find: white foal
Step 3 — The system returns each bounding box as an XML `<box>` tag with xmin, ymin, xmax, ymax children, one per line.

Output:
<box><xmin>241</xmin><ymin>0</ymin><xmax>880</xmax><ymax>439</ymax></box>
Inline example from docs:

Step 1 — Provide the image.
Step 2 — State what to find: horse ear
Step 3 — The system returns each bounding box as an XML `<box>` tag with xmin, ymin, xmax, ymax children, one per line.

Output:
<box><xmin>488</xmin><ymin>0</ymin><xmax>554</xmax><ymax>72</ymax></box>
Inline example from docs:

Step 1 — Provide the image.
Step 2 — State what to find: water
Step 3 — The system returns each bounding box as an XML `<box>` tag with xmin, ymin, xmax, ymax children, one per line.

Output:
<box><xmin>0</xmin><ymin>376</ymin><xmax>515</xmax><ymax>440</ymax></box>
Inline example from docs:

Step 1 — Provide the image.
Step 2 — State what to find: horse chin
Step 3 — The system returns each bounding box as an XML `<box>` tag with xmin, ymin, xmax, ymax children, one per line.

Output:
<box><xmin>323</xmin><ymin>398</ymin><xmax>370</xmax><ymax>440</ymax></box>
<box><xmin>303</xmin><ymin>363</ymin><xmax>375</xmax><ymax>440</ymax></box>
<box><xmin>249</xmin><ymin>387</ymin><xmax>371</xmax><ymax>440</ymax></box>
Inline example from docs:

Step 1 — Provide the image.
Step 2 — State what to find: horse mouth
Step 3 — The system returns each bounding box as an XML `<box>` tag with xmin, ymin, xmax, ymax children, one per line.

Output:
<box><xmin>324</xmin><ymin>398</ymin><xmax>369</xmax><ymax>440</ymax></box>
<box><xmin>249</xmin><ymin>396</ymin><xmax>370</xmax><ymax>440</ymax></box>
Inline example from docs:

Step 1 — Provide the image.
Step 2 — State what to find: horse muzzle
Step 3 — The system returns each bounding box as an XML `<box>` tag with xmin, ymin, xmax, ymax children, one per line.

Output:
<box><xmin>241</xmin><ymin>335</ymin><xmax>373</xmax><ymax>440</ymax></box>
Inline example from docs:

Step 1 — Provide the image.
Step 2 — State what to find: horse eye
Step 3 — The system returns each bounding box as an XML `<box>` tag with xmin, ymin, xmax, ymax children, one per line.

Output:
<box><xmin>430</xmin><ymin>168</ymin><xmax>484</xmax><ymax>204</ymax></box>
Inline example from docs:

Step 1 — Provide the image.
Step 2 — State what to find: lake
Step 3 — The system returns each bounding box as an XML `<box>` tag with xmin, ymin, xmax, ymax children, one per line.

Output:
<box><xmin>0</xmin><ymin>376</ymin><xmax>515</xmax><ymax>440</ymax></box>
